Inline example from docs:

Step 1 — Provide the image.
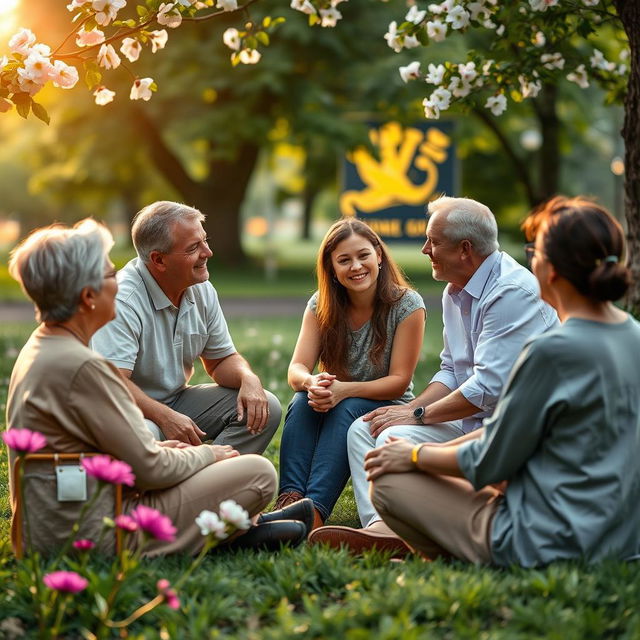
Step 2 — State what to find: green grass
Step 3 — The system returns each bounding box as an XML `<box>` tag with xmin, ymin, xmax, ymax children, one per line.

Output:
<box><xmin>2</xmin><ymin>318</ymin><xmax>639</xmax><ymax>638</ymax></box>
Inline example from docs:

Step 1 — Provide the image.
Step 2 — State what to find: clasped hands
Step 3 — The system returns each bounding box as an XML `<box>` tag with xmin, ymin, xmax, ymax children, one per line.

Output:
<box><xmin>306</xmin><ymin>372</ymin><xmax>340</xmax><ymax>412</ymax></box>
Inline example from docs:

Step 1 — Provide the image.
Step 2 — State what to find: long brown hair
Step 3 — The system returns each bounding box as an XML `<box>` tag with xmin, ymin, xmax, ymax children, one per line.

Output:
<box><xmin>315</xmin><ymin>218</ymin><xmax>410</xmax><ymax>380</ymax></box>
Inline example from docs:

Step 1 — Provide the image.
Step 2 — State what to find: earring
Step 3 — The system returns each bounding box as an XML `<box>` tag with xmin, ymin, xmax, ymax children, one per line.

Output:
<box><xmin>90</xmin><ymin>304</ymin><xmax>96</xmax><ymax>310</ymax></box>
<box><xmin>378</xmin><ymin>263</ymin><xmax>382</xmax><ymax>270</ymax></box>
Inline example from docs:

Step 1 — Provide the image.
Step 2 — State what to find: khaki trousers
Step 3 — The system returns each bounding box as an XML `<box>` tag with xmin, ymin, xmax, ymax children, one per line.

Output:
<box><xmin>129</xmin><ymin>454</ymin><xmax>277</xmax><ymax>556</ymax></box>
<box><xmin>371</xmin><ymin>471</ymin><xmax>503</xmax><ymax>564</ymax></box>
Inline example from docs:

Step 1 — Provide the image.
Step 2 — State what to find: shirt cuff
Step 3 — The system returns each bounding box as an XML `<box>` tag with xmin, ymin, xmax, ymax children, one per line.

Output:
<box><xmin>458</xmin><ymin>379</ymin><xmax>496</xmax><ymax>412</ymax></box>
<box><xmin>430</xmin><ymin>370</ymin><xmax>457</xmax><ymax>390</ymax></box>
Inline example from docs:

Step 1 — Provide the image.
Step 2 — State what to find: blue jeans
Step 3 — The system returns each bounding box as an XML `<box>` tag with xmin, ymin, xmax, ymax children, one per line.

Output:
<box><xmin>278</xmin><ymin>391</ymin><xmax>387</xmax><ymax>521</ymax></box>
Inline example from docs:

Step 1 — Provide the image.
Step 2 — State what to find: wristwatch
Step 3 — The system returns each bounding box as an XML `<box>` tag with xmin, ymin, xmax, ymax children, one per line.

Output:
<box><xmin>413</xmin><ymin>406</ymin><xmax>425</xmax><ymax>424</ymax></box>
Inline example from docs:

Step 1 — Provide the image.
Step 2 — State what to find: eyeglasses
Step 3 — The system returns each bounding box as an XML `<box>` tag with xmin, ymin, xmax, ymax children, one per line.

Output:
<box><xmin>169</xmin><ymin>237</ymin><xmax>211</xmax><ymax>256</ymax></box>
<box><xmin>524</xmin><ymin>242</ymin><xmax>544</xmax><ymax>269</ymax></box>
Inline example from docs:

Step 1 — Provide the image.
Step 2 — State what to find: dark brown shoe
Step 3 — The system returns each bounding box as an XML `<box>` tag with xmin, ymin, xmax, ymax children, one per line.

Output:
<box><xmin>307</xmin><ymin>524</ymin><xmax>410</xmax><ymax>557</ymax></box>
<box><xmin>273</xmin><ymin>491</ymin><xmax>304</xmax><ymax>511</ymax></box>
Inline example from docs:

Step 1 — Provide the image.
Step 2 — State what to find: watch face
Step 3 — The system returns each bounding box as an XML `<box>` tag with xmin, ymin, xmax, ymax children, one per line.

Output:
<box><xmin>413</xmin><ymin>406</ymin><xmax>424</xmax><ymax>419</ymax></box>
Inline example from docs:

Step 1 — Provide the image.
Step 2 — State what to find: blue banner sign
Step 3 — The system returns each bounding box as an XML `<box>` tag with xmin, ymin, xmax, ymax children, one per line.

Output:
<box><xmin>340</xmin><ymin>121</ymin><xmax>455</xmax><ymax>241</ymax></box>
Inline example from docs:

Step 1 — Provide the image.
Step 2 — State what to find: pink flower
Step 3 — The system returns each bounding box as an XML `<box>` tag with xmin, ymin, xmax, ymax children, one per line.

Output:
<box><xmin>76</xmin><ymin>28</ymin><xmax>105</xmax><ymax>47</ymax></box>
<box><xmin>94</xmin><ymin>86</ymin><xmax>115</xmax><ymax>106</ymax></box>
<box><xmin>157</xmin><ymin>579</ymin><xmax>180</xmax><ymax>610</ymax></box>
<box><xmin>130</xmin><ymin>505</ymin><xmax>176</xmax><ymax>541</ymax></box>
<box><xmin>2</xmin><ymin>429</ymin><xmax>47</xmax><ymax>454</ymax></box>
<box><xmin>43</xmin><ymin>571</ymin><xmax>88</xmax><ymax>593</ymax></box>
<box><xmin>73</xmin><ymin>539</ymin><xmax>95</xmax><ymax>551</ymax></box>
<box><xmin>81</xmin><ymin>455</ymin><xmax>135</xmax><ymax>486</ymax></box>
<box><xmin>130</xmin><ymin>77</ymin><xmax>154</xmax><ymax>101</ymax></box>
<box><xmin>114</xmin><ymin>514</ymin><xmax>138</xmax><ymax>532</ymax></box>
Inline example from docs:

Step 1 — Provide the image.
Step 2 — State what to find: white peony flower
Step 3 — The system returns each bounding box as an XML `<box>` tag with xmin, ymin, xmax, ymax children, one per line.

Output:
<box><xmin>384</xmin><ymin>22</ymin><xmax>403</xmax><ymax>53</ymax></box>
<box><xmin>406</xmin><ymin>5</ymin><xmax>426</xmax><ymax>24</ymax></box>
<box><xmin>149</xmin><ymin>30</ymin><xmax>168</xmax><ymax>53</ymax></box>
<box><xmin>430</xmin><ymin>86</ymin><xmax>451</xmax><ymax>110</ymax></box>
<box><xmin>399</xmin><ymin>61</ymin><xmax>421</xmax><ymax>83</ymax></box>
<box><xmin>566</xmin><ymin>64</ymin><xmax>589</xmax><ymax>88</ymax></box>
<box><xmin>485</xmin><ymin>94</ymin><xmax>507</xmax><ymax>116</ymax></box>
<box><xmin>291</xmin><ymin>0</ymin><xmax>316</xmax><ymax>14</ymax></box>
<box><xmin>458</xmin><ymin>61</ymin><xmax>477</xmax><ymax>83</ymax></box>
<box><xmin>426</xmin><ymin>19</ymin><xmax>447</xmax><ymax>42</ymax></box>
<box><xmin>94</xmin><ymin>86</ymin><xmax>115</xmax><ymax>105</ymax></box>
<box><xmin>223</xmin><ymin>28</ymin><xmax>241</xmax><ymax>51</ymax></box>
<box><xmin>51</xmin><ymin>60</ymin><xmax>79</xmax><ymax>88</ymax></box>
<box><xmin>218</xmin><ymin>500</ymin><xmax>251</xmax><ymax>530</ymax></box>
<box><xmin>217</xmin><ymin>0</ymin><xmax>238</xmax><ymax>10</ymax></box>
<box><xmin>8</xmin><ymin>28</ymin><xmax>37</xmax><ymax>55</ymax></box>
<box><xmin>97</xmin><ymin>43</ymin><xmax>121</xmax><ymax>69</ymax></box>
<box><xmin>130</xmin><ymin>77</ymin><xmax>154</xmax><ymax>100</ymax></box>
<box><xmin>195</xmin><ymin>510</ymin><xmax>228</xmax><ymax>539</ymax></box>
<box><xmin>239</xmin><ymin>48</ymin><xmax>261</xmax><ymax>64</ymax></box>
<box><xmin>518</xmin><ymin>75</ymin><xmax>541</xmax><ymax>98</ymax></box>
<box><xmin>540</xmin><ymin>52</ymin><xmax>565</xmax><ymax>70</ymax></box>
<box><xmin>120</xmin><ymin>38</ymin><xmax>141</xmax><ymax>62</ymax></box>
<box><xmin>425</xmin><ymin>62</ymin><xmax>445</xmax><ymax>85</ymax></box>
<box><xmin>319</xmin><ymin>7</ymin><xmax>342</xmax><ymax>27</ymax></box>
<box><xmin>76</xmin><ymin>28</ymin><xmax>105</xmax><ymax>47</ymax></box>
<box><xmin>422</xmin><ymin>97</ymin><xmax>440</xmax><ymax>119</ymax></box>
<box><xmin>92</xmin><ymin>0</ymin><xmax>127</xmax><ymax>26</ymax></box>
<box><xmin>445</xmin><ymin>5</ymin><xmax>470</xmax><ymax>29</ymax></box>
<box><xmin>157</xmin><ymin>3</ymin><xmax>182</xmax><ymax>28</ymax></box>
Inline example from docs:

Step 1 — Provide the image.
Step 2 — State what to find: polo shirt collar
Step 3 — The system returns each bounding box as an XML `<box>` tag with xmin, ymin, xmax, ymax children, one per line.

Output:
<box><xmin>135</xmin><ymin>259</ymin><xmax>195</xmax><ymax>311</ymax></box>
<box><xmin>463</xmin><ymin>250</ymin><xmax>500</xmax><ymax>300</ymax></box>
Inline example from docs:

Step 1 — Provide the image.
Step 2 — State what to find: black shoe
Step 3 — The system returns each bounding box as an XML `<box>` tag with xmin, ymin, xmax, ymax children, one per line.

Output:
<box><xmin>228</xmin><ymin>520</ymin><xmax>307</xmax><ymax>551</ymax></box>
<box><xmin>257</xmin><ymin>497</ymin><xmax>315</xmax><ymax>533</ymax></box>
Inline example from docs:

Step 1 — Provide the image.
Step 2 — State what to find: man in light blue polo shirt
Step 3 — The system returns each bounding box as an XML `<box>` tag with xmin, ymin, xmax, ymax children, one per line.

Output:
<box><xmin>92</xmin><ymin>201</ymin><xmax>281</xmax><ymax>453</ymax></box>
<box><xmin>309</xmin><ymin>196</ymin><xmax>558</xmax><ymax>553</ymax></box>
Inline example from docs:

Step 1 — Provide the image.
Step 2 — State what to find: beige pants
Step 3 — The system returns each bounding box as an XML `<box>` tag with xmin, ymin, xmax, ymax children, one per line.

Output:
<box><xmin>129</xmin><ymin>454</ymin><xmax>277</xmax><ymax>556</ymax></box>
<box><xmin>371</xmin><ymin>471</ymin><xmax>503</xmax><ymax>564</ymax></box>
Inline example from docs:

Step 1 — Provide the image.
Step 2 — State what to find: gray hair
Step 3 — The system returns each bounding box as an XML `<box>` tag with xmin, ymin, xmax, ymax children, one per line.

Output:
<box><xmin>132</xmin><ymin>201</ymin><xmax>205</xmax><ymax>263</ymax></box>
<box><xmin>8</xmin><ymin>219</ymin><xmax>114</xmax><ymax>323</ymax></box>
<box><xmin>428</xmin><ymin>196</ymin><xmax>499</xmax><ymax>257</ymax></box>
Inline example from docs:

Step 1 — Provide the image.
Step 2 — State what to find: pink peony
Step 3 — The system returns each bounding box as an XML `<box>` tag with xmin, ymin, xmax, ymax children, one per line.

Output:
<box><xmin>114</xmin><ymin>514</ymin><xmax>138</xmax><ymax>532</ymax></box>
<box><xmin>2</xmin><ymin>428</ymin><xmax>47</xmax><ymax>454</ymax></box>
<box><xmin>73</xmin><ymin>539</ymin><xmax>95</xmax><ymax>551</ymax></box>
<box><xmin>81</xmin><ymin>455</ymin><xmax>135</xmax><ymax>486</ymax></box>
<box><xmin>43</xmin><ymin>571</ymin><xmax>88</xmax><ymax>593</ymax></box>
<box><xmin>130</xmin><ymin>505</ymin><xmax>176</xmax><ymax>542</ymax></box>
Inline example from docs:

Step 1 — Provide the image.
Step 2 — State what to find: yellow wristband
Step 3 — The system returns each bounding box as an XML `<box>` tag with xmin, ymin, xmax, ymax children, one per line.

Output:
<box><xmin>411</xmin><ymin>443</ymin><xmax>427</xmax><ymax>466</ymax></box>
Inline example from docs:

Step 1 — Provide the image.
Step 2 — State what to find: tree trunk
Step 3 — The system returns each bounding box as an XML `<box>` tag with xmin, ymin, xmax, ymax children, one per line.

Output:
<box><xmin>301</xmin><ymin>182</ymin><xmax>317</xmax><ymax>240</ymax></box>
<box><xmin>615</xmin><ymin>1</ymin><xmax>640</xmax><ymax>316</ymax></box>
<box><xmin>131</xmin><ymin>107</ymin><xmax>259</xmax><ymax>265</ymax></box>
<box><xmin>535</xmin><ymin>84</ymin><xmax>560</xmax><ymax>201</ymax></box>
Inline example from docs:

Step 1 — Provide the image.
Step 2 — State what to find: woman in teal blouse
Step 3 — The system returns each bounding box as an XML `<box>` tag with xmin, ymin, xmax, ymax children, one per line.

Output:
<box><xmin>364</xmin><ymin>196</ymin><xmax>640</xmax><ymax>566</ymax></box>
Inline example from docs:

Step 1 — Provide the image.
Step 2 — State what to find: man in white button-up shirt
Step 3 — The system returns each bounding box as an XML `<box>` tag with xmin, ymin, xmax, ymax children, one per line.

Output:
<box><xmin>309</xmin><ymin>196</ymin><xmax>558</xmax><ymax>554</ymax></box>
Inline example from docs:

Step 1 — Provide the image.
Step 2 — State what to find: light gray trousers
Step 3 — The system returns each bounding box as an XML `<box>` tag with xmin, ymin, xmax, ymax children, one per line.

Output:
<box><xmin>145</xmin><ymin>384</ymin><xmax>281</xmax><ymax>455</ymax></box>
<box><xmin>346</xmin><ymin>416</ymin><xmax>465</xmax><ymax>527</ymax></box>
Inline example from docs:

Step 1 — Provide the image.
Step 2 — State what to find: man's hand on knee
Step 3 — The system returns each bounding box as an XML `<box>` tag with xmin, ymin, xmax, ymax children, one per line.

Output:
<box><xmin>158</xmin><ymin>408</ymin><xmax>206</xmax><ymax>445</ymax></box>
<box><xmin>365</xmin><ymin>405</ymin><xmax>415</xmax><ymax>438</ymax></box>
<box><xmin>237</xmin><ymin>375</ymin><xmax>270</xmax><ymax>434</ymax></box>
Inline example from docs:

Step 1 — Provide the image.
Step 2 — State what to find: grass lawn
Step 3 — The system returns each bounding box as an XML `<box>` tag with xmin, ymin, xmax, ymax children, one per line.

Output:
<box><xmin>1</xmin><ymin>318</ymin><xmax>639</xmax><ymax>638</ymax></box>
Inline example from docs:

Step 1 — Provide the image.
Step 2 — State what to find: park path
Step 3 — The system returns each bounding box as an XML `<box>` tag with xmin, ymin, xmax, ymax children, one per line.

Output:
<box><xmin>1</xmin><ymin>294</ymin><xmax>442</xmax><ymax>323</ymax></box>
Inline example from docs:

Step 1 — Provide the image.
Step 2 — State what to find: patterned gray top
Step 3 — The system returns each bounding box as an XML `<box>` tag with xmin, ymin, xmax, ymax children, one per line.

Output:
<box><xmin>308</xmin><ymin>289</ymin><xmax>425</xmax><ymax>403</ymax></box>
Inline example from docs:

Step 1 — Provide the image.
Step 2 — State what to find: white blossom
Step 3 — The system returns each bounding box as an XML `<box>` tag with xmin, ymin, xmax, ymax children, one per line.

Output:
<box><xmin>467</xmin><ymin>1</ymin><xmax>490</xmax><ymax>20</ymax></box>
<box><xmin>617</xmin><ymin>63</ymin><xmax>627</xmax><ymax>76</ymax></box>
<box><xmin>8</xmin><ymin>28</ymin><xmax>36</xmax><ymax>55</ymax></box>
<box><xmin>519</xmin><ymin>74</ymin><xmax>541</xmax><ymax>98</ymax></box>
<box><xmin>217</xmin><ymin>0</ymin><xmax>238</xmax><ymax>10</ymax></box>
<box><xmin>130</xmin><ymin>77</ymin><xmax>154</xmax><ymax>100</ymax></box>
<box><xmin>590</xmin><ymin>49</ymin><xmax>616</xmax><ymax>71</ymax></box>
<box><xmin>157</xmin><ymin>3</ymin><xmax>182</xmax><ymax>28</ymax></box>
<box><xmin>120</xmin><ymin>37</ymin><xmax>141</xmax><ymax>62</ymax></box>
<box><xmin>384</xmin><ymin>22</ymin><xmax>403</xmax><ymax>53</ymax></box>
<box><xmin>291</xmin><ymin>0</ymin><xmax>316</xmax><ymax>14</ymax></box>
<box><xmin>447</xmin><ymin>75</ymin><xmax>471</xmax><ymax>97</ymax></box>
<box><xmin>319</xmin><ymin>7</ymin><xmax>342</xmax><ymax>27</ymax></box>
<box><xmin>92</xmin><ymin>0</ymin><xmax>127</xmax><ymax>26</ymax></box>
<box><xmin>149</xmin><ymin>30</ymin><xmax>169</xmax><ymax>53</ymax></box>
<box><xmin>404</xmin><ymin>34</ymin><xmax>421</xmax><ymax>49</ymax></box>
<box><xmin>195</xmin><ymin>510</ymin><xmax>228</xmax><ymax>539</ymax></box>
<box><xmin>239</xmin><ymin>48</ymin><xmax>261</xmax><ymax>63</ymax></box>
<box><xmin>426</xmin><ymin>19</ymin><xmax>447</xmax><ymax>42</ymax></box>
<box><xmin>430</xmin><ymin>86</ymin><xmax>452</xmax><ymax>110</ymax></box>
<box><xmin>67</xmin><ymin>0</ymin><xmax>92</xmax><ymax>11</ymax></box>
<box><xmin>529</xmin><ymin>0</ymin><xmax>559</xmax><ymax>10</ymax></box>
<box><xmin>422</xmin><ymin>97</ymin><xmax>440</xmax><ymax>119</ymax></box>
<box><xmin>540</xmin><ymin>52</ymin><xmax>565</xmax><ymax>70</ymax></box>
<box><xmin>582</xmin><ymin>0</ymin><xmax>599</xmax><ymax>5</ymax></box>
<box><xmin>97</xmin><ymin>43</ymin><xmax>121</xmax><ymax>69</ymax></box>
<box><xmin>223</xmin><ymin>28</ymin><xmax>241</xmax><ymax>51</ymax></box>
<box><xmin>76</xmin><ymin>28</ymin><xmax>105</xmax><ymax>47</ymax></box>
<box><xmin>482</xmin><ymin>59</ymin><xmax>494</xmax><ymax>75</ymax></box>
<box><xmin>406</xmin><ymin>5</ymin><xmax>426</xmax><ymax>24</ymax></box>
<box><xmin>533</xmin><ymin>30</ymin><xmax>545</xmax><ymax>47</ymax></box>
<box><xmin>485</xmin><ymin>93</ymin><xmax>507</xmax><ymax>116</ymax></box>
<box><xmin>425</xmin><ymin>63</ymin><xmax>445</xmax><ymax>85</ymax></box>
<box><xmin>218</xmin><ymin>500</ymin><xmax>251</xmax><ymax>529</ymax></box>
<box><xmin>458</xmin><ymin>61</ymin><xmax>477</xmax><ymax>83</ymax></box>
<box><xmin>94</xmin><ymin>86</ymin><xmax>115</xmax><ymax>105</ymax></box>
<box><xmin>51</xmin><ymin>60</ymin><xmax>79</xmax><ymax>88</ymax></box>
<box><xmin>566</xmin><ymin>64</ymin><xmax>589</xmax><ymax>88</ymax></box>
<box><xmin>496</xmin><ymin>24</ymin><xmax>505</xmax><ymax>36</ymax></box>
<box><xmin>21</xmin><ymin>51</ymin><xmax>53</xmax><ymax>84</ymax></box>
<box><xmin>427</xmin><ymin>3</ymin><xmax>443</xmax><ymax>14</ymax></box>
<box><xmin>399</xmin><ymin>61</ymin><xmax>421</xmax><ymax>83</ymax></box>
<box><xmin>446</xmin><ymin>5</ymin><xmax>470</xmax><ymax>29</ymax></box>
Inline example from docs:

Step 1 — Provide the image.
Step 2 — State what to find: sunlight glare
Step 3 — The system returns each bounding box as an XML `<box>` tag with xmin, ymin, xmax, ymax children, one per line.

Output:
<box><xmin>0</xmin><ymin>0</ymin><xmax>20</xmax><ymax>44</ymax></box>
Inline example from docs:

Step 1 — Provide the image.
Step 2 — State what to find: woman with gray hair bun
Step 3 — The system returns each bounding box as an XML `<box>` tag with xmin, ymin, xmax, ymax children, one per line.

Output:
<box><xmin>5</xmin><ymin>219</ymin><xmax>307</xmax><ymax>556</ymax></box>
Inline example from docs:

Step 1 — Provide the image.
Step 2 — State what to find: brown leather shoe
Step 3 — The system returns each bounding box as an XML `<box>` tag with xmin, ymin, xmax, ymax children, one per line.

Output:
<box><xmin>273</xmin><ymin>491</ymin><xmax>304</xmax><ymax>511</ymax></box>
<box><xmin>307</xmin><ymin>523</ymin><xmax>411</xmax><ymax>557</ymax></box>
<box><xmin>311</xmin><ymin>508</ymin><xmax>324</xmax><ymax>531</ymax></box>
